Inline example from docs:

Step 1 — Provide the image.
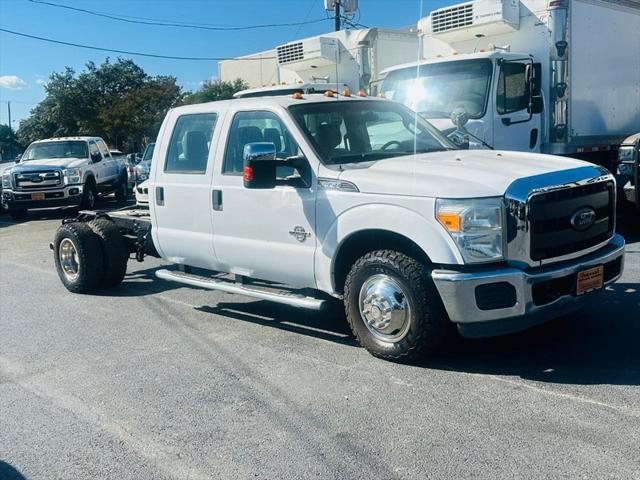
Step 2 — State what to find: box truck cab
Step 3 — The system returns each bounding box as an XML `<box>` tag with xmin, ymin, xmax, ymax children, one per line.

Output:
<box><xmin>380</xmin><ymin>0</ymin><xmax>640</xmax><ymax>173</ymax></box>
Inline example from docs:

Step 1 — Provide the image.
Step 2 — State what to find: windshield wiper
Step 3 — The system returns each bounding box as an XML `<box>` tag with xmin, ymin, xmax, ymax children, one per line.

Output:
<box><xmin>328</xmin><ymin>152</ymin><xmax>397</xmax><ymax>164</ymax></box>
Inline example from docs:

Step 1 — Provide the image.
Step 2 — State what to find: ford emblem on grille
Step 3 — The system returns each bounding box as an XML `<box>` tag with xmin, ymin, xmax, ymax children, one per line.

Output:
<box><xmin>30</xmin><ymin>174</ymin><xmax>43</xmax><ymax>182</ymax></box>
<box><xmin>570</xmin><ymin>207</ymin><xmax>597</xmax><ymax>231</ymax></box>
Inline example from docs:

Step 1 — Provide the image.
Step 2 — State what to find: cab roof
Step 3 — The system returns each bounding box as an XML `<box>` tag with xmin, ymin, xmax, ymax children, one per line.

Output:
<box><xmin>170</xmin><ymin>93</ymin><xmax>388</xmax><ymax>115</ymax></box>
<box><xmin>380</xmin><ymin>50</ymin><xmax>531</xmax><ymax>76</ymax></box>
<box><xmin>32</xmin><ymin>136</ymin><xmax>103</xmax><ymax>144</ymax></box>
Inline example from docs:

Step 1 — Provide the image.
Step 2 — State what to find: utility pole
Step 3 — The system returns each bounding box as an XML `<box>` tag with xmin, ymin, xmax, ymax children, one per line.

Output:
<box><xmin>7</xmin><ymin>101</ymin><xmax>12</xmax><ymax>160</ymax></box>
<box><xmin>334</xmin><ymin>0</ymin><xmax>341</xmax><ymax>31</ymax></box>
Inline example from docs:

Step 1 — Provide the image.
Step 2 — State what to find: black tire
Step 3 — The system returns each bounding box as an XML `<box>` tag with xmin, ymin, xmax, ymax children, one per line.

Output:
<box><xmin>88</xmin><ymin>218</ymin><xmax>128</xmax><ymax>287</ymax></box>
<box><xmin>344</xmin><ymin>250</ymin><xmax>448</xmax><ymax>362</ymax></box>
<box><xmin>115</xmin><ymin>172</ymin><xmax>128</xmax><ymax>203</ymax></box>
<box><xmin>80</xmin><ymin>179</ymin><xmax>97</xmax><ymax>210</ymax></box>
<box><xmin>9</xmin><ymin>209</ymin><xmax>28</xmax><ymax>220</ymax></box>
<box><xmin>53</xmin><ymin>222</ymin><xmax>105</xmax><ymax>293</ymax></box>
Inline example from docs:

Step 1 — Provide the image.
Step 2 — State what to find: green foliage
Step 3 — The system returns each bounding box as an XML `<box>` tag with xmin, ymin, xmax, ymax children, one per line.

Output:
<box><xmin>17</xmin><ymin>59</ymin><xmax>184</xmax><ymax>151</ymax></box>
<box><xmin>183</xmin><ymin>78</ymin><xmax>248</xmax><ymax>105</ymax></box>
<box><xmin>0</xmin><ymin>124</ymin><xmax>22</xmax><ymax>159</ymax></box>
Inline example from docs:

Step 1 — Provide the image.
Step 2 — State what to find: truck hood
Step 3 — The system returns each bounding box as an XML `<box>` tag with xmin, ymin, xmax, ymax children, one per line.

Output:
<box><xmin>12</xmin><ymin>157</ymin><xmax>88</xmax><ymax>170</ymax></box>
<box><xmin>336</xmin><ymin>150</ymin><xmax>590</xmax><ymax>198</ymax></box>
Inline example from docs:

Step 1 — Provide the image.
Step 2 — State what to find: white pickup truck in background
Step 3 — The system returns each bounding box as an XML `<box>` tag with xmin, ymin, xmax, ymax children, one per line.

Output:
<box><xmin>50</xmin><ymin>94</ymin><xmax>625</xmax><ymax>362</ymax></box>
<box><xmin>1</xmin><ymin>136</ymin><xmax>129</xmax><ymax>220</ymax></box>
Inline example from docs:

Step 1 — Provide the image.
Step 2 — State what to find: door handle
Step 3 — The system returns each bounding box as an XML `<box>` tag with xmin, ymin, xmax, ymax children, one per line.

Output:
<box><xmin>155</xmin><ymin>186</ymin><xmax>164</xmax><ymax>206</ymax></box>
<box><xmin>212</xmin><ymin>189</ymin><xmax>223</xmax><ymax>211</ymax></box>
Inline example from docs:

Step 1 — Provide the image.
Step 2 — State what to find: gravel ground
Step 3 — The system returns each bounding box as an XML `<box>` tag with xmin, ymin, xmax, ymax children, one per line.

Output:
<box><xmin>0</xmin><ymin>204</ymin><xmax>639</xmax><ymax>480</ymax></box>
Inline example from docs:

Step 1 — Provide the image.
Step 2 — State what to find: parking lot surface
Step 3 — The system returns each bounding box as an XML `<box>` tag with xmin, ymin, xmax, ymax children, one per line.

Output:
<box><xmin>1</xmin><ymin>206</ymin><xmax>639</xmax><ymax>480</ymax></box>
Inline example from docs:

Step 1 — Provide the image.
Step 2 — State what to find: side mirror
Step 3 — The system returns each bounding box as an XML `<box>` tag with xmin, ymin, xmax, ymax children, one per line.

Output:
<box><xmin>14</xmin><ymin>154</ymin><xmax>21</xmax><ymax>163</ymax></box>
<box><xmin>243</xmin><ymin>142</ymin><xmax>278</xmax><ymax>189</ymax></box>
<box><xmin>91</xmin><ymin>152</ymin><xmax>102</xmax><ymax>163</ymax></box>
<box><xmin>450</xmin><ymin>107</ymin><xmax>469</xmax><ymax>130</ymax></box>
<box><xmin>447</xmin><ymin>130</ymin><xmax>470</xmax><ymax>150</ymax></box>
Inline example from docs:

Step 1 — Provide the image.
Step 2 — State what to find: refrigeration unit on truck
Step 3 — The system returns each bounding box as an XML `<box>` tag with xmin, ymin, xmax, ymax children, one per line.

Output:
<box><xmin>219</xmin><ymin>28</ymin><xmax>419</xmax><ymax>97</ymax></box>
<box><xmin>379</xmin><ymin>0</ymin><xmax>640</xmax><ymax>178</ymax></box>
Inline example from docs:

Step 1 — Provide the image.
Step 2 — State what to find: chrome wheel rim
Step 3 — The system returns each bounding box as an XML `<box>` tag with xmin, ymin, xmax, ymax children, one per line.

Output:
<box><xmin>87</xmin><ymin>188</ymin><xmax>95</xmax><ymax>208</ymax></box>
<box><xmin>358</xmin><ymin>274</ymin><xmax>411</xmax><ymax>342</ymax></box>
<box><xmin>59</xmin><ymin>238</ymin><xmax>80</xmax><ymax>281</ymax></box>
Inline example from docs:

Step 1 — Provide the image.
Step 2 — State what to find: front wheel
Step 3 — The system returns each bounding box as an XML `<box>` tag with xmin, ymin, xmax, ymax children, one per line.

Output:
<box><xmin>80</xmin><ymin>180</ymin><xmax>97</xmax><ymax>210</ymax></box>
<box><xmin>344</xmin><ymin>250</ymin><xmax>448</xmax><ymax>362</ymax></box>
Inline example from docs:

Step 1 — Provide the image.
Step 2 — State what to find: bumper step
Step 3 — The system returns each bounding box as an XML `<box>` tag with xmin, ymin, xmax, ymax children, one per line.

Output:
<box><xmin>155</xmin><ymin>269</ymin><xmax>326</xmax><ymax>310</ymax></box>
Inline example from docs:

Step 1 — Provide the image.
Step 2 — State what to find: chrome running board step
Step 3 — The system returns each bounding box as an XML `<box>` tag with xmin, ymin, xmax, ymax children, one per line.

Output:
<box><xmin>155</xmin><ymin>269</ymin><xmax>326</xmax><ymax>310</ymax></box>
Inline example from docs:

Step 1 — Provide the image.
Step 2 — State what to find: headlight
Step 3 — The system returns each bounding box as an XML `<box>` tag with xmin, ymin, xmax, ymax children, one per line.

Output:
<box><xmin>135</xmin><ymin>167</ymin><xmax>149</xmax><ymax>183</ymax></box>
<box><xmin>618</xmin><ymin>146</ymin><xmax>635</xmax><ymax>163</ymax></box>
<box><xmin>64</xmin><ymin>168</ymin><xmax>82</xmax><ymax>184</ymax></box>
<box><xmin>436</xmin><ymin>197</ymin><xmax>504</xmax><ymax>263</ymax></box>
<box><xmin>2</xmin><ymin>173</ymin><xmax>11</xmax><ymax>189</ymax></box>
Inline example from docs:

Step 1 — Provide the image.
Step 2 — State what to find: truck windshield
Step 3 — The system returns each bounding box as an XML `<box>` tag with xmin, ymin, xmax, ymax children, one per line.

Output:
<box><xmin>22</xmin><ymin>141</ymin><xmax>88</xmax><ymax>161</ymax></box>
<box><xmin>142</xmin><ymin>143</ymin><xmax>155</xmax><ymax>162</ymax></box>
<box><xmin>289</xmin><ymin>100</ymin><xmax>455</xmax><ymax>166</ymax></box>
<box><xmin>381</xmin><ymin>59</ymin><xmax>492</xmax><ymax>119</ymax></box>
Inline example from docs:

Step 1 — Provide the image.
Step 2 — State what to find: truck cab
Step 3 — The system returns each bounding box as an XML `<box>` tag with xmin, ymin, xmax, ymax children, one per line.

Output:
<box><xmin>381</xmin><ymin>51</ymin><xmax>543</xmax><ymax>153</ymax></box>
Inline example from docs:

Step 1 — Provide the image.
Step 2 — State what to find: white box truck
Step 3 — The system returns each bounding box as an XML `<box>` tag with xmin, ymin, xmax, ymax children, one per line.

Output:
<box><xmin>219</xmin><ymin>28</ymin><xmax>419</xmax><ymax>97</ymax></box>
<box><xmin>379</xmin><ymin>0</ymin><xmax>640</xmax><ymax>178</ymax></box>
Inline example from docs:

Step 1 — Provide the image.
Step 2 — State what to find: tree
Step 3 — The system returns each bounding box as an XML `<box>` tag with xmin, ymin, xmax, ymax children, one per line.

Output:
<box><xmin>0</xmin><ymin>124</ymin><xmax>22</xmax><ymax>159</ymax></box>
<box><xmin>16</xmin><ymin>58</ymin><xmax>184</xmax><ymax>151</ymax></box>
<box><xmin>183</xmin><ymin>78</ymin><xmax>248</xmax><ymax>105</ymax></box>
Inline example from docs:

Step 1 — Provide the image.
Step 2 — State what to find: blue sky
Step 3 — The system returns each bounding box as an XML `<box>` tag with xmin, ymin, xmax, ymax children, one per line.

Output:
<box><xmin>0</xmin><ymin>0</ymin><xmax>454</xmax><ymax>126</ymax></box>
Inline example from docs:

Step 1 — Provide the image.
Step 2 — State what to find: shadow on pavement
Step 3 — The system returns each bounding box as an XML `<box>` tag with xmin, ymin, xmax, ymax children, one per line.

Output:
<box><xmin>0</xmin><ymin>461</ymin><xmax>27</xmax><ymax>480</ymax></box>
<box><xmin>93</xmin><ymin>266</ymin><xmax>183</xmax><ymax>297</ymax></box>
<box><xmin>197</xmin><ymin>300</ymin><xmax>358</xmax><ymax>347</ymax></box>
<box><xmin>428</xmin><ymin>282</ymin><xmax>639</xmax><ymax>386</ymax></box>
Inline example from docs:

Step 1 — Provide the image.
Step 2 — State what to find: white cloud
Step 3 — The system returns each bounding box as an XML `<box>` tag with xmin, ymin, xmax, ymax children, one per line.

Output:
<box><xmin>0</xmin><ymin>75</ymin><xmax>27</xmax><ymax>89</ymax></box>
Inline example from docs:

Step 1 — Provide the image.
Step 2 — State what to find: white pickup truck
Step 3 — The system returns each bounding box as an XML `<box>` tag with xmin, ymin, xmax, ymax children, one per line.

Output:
<box><xmin>1</xmin><ymin>136</ymin><xmax>129</xmax><ymax>220</ymax></box>
<box><xmin>50</xmin><ymin>94</ymin><xmax>625</xmax><ymax>362</ymax></box>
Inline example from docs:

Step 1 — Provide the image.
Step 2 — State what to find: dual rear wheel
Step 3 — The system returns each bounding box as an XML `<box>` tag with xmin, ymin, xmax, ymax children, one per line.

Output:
<box><xmin>53</xmin><ymin>219</ymin><xmax>128</xmax><ymax>293</ymax></box>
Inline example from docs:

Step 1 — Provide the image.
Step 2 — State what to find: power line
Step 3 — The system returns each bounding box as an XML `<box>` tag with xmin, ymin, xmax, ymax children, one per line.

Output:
<box><xmin>0</xmin><ymin>28</ymin><xmax>278</xmax><ymax>61</ymax></box>
<box><xmin>27</xmin><ymin>0</ymin><xmax>331</xmax><ymax>31</ymax></box>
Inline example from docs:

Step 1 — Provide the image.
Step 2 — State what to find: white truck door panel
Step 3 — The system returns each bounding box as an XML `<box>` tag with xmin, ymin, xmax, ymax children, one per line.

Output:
<box><xmin>88</xmin><ymin>141</ymin><xmax>106</xmax><ymax>182</ymax></box>
<box><xmin>152</xmin><ymin>112</ymin><xmax>220</xmax><ymax>270</ymax></box>
<box><xmin>212</xmin><ymin>108</ymin><xmax>317</xmax><ymax>287</ymax></box>
<box><xmin>493</xmin><ymin>61</ymin><xmax>542</xmax><ymax>152</ymax></box>
<box><xmin>97</xmin><ymin>139</ymin><xmax>117</xmax><ymax>181</ymax></box>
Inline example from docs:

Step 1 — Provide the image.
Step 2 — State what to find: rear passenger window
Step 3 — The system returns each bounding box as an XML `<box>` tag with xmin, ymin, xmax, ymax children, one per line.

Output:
<box><xmin>165</xmin><ymin>113</ymin><xmax>217</xmax><ymax>173</ymax></box>
<box><xmin>223</xmin><ymin>111</ymin><xmax>299</xmax><ymax>175</ymax></box>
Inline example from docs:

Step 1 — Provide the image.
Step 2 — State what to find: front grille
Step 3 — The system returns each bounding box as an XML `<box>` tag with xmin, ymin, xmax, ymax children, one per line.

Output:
<box><xmin>431</xmin><ymin>3</ymin><xmax>473</xmax><ymax>33</ymax></box>
<box><xmin>14</xmin><ymin>170</ymin><xmax>63</xmax><ymax>190</ymax></box>
<box><xmin>277</xmin><ymin>42</ymin><xmax>304</xmax><ymax>65</ymax></box>
<box><xmin>528</xmin><ymin>181</ymin><xmax>614</xmax><ymax>261</ymax></box>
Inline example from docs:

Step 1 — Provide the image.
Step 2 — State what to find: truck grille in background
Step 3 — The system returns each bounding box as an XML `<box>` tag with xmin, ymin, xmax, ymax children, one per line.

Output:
<box><xmin>528</xmin><ymin>181</ymin><xmax>615</xmax><ymax>261</ymax></box>
<box><xmin>431</xmin><ymin>3</ymin><xmax>473</xmax><ymax>33</ymax></box>
<box><xmin>14</xmin><ymin>170</ymin><xmax>63</xmax><ymax>190</ymax></box>
<box><xmin>277</xmin><ymin>42</ymin><xmax>304</xmax><ymax>65</ymax></box>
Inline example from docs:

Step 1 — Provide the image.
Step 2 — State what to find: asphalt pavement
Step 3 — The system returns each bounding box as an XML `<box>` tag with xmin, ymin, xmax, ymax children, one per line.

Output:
<box><xmin>1</xmin><ymin>202</ymin><xmax>639</xmax><ymax>480</ymax></box>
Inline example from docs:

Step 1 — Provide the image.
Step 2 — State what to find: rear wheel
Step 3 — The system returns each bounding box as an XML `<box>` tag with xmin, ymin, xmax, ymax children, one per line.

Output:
<box><xmin>344</xmin><ymin>250</ymin><xmax>448</xmax><ymax>362</ymax></box>
<box><xmin>115</xmin><ymin>173</ymin><xmax>128</xmax><ymax>203</ymax></box>
<box><xmin>88</xmin><ymin>218</ymin><xmax>128</xmax><ymax>287</ymax></box>
<box><xmin>80</xmin><ymin>180</ymin><xmax>97</xmax><ymax>210</ymax></box>
<box><xmin>9</xmin><ymin>208</ymin><xmax>28</xmax><ymax>220</ymax></box>
<box><xmin>53</xmin><ymin>222</ymin><xmax>105</xmax><ymax>293</ymax></box>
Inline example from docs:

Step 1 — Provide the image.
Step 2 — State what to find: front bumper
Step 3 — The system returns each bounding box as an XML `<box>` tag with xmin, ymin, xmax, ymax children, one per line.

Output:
<box><xmin>3</xmin><ymin>185</ymin><xmax>84</xmax><ymax>209</ymax></box>
<box><xmin>431</xmin><ymin>235</ymin><xmax>625</xmax><ymax>338</ymax></box>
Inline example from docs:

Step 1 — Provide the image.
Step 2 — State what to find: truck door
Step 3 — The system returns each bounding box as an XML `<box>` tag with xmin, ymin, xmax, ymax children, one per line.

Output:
<box><xmin>493</xmin><ymin>61</ymin><xmax>543</xmax><ymax>152</ymax></box>
<box><xmin>88</xmin><ymin>140</ymin><xmax>107</xmax><ymax>183</ymax></box>
<box><xmin>96</xmin><ymin>139</ymin><xmax>118</xmax><ymax>181</ymax></box>
<box><xmin>211</xmin><ymin>108</ymin><xmax>317</xmax><ymax>287</ymax></box>
<box><xmin>152</xmin><ymin>111</ymin><xmax>220</xmax><ymax>270</ymax></box>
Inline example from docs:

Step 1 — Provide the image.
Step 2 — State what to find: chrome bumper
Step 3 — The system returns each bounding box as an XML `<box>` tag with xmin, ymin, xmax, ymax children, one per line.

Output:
<box><xmin>431</xmin><ymin>235</ymin><xmax>625</xmax><ymax>338</ymax></box>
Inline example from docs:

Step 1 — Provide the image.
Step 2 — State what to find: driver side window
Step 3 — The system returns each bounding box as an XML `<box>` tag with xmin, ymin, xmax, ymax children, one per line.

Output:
<box><xmin>223</xmin><ymin>110</ymin><xmax>299</xmax><ymax>179</ymax></box>
<box><xmin>88</xmin><ymin>141</ymin><xmax>101</xmax><ymax>161</ymax></box>
<box><xmin>497</xmin><ymin>63</ymin><xmax>530</xmax><ymax>115</ymax></box>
